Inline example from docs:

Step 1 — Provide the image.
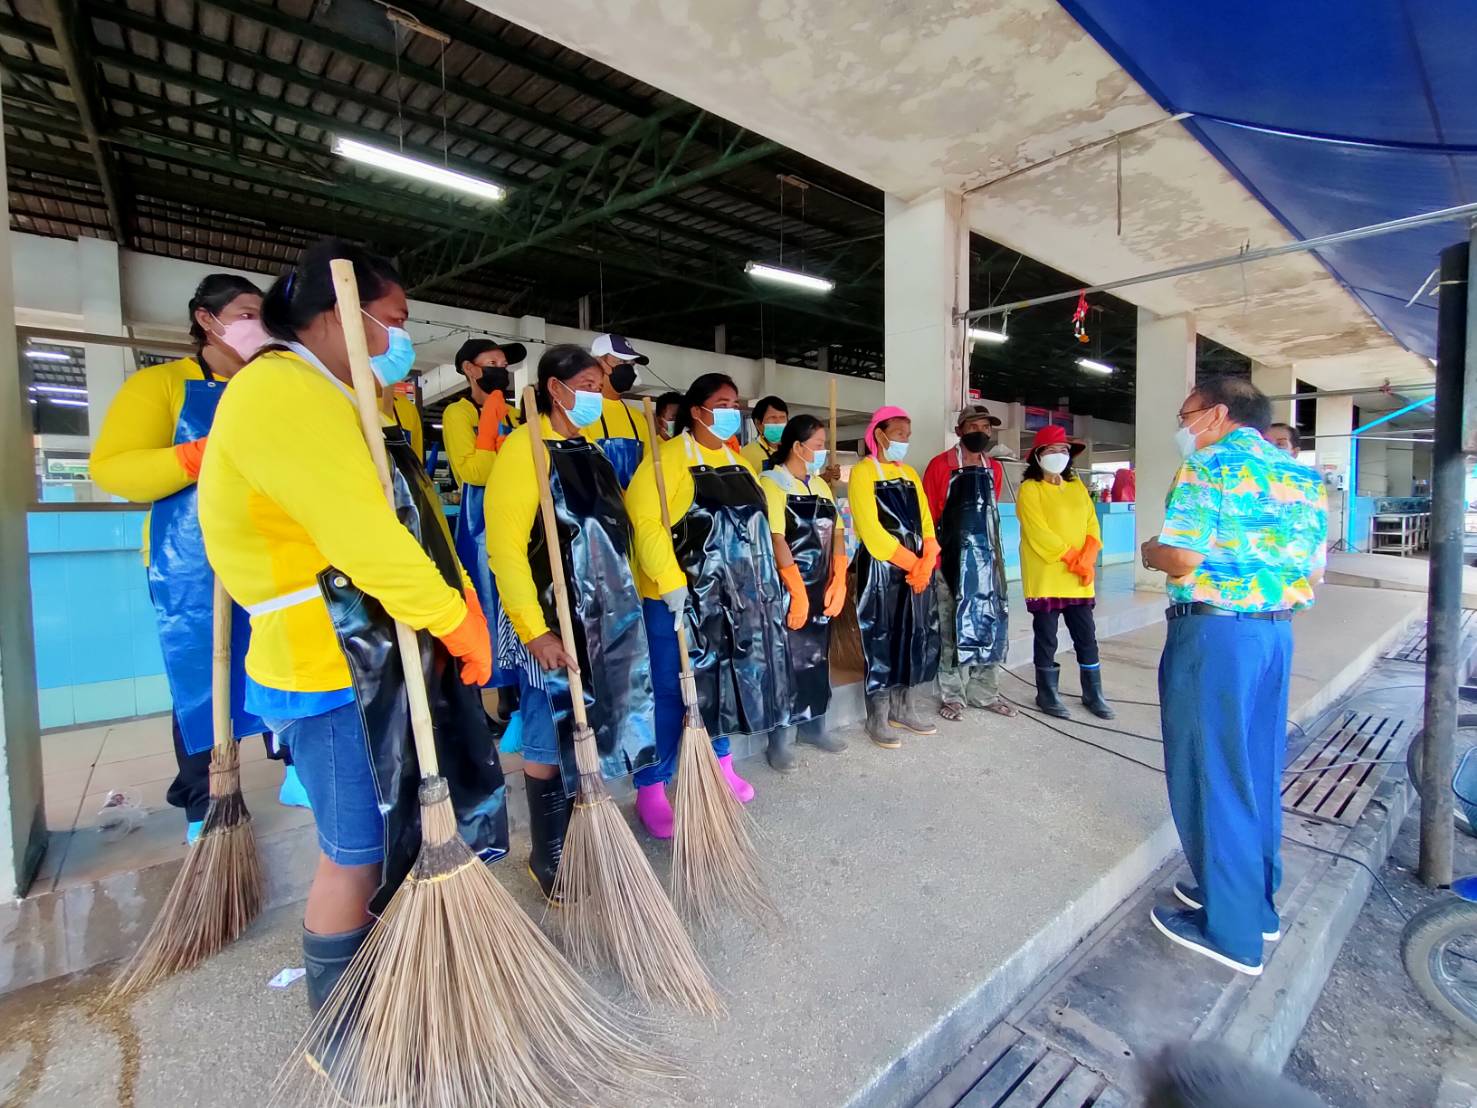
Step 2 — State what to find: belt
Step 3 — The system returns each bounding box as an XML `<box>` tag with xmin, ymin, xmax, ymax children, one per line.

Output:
<box><xmin>1166</xmin><ymin>602</ymin><xmax>1293</xmax><ymax>622</ymax></box>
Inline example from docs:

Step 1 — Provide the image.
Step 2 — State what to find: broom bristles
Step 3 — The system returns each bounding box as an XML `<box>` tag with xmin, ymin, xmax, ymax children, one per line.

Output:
<box><xmin>274</xmin><ymin>780</ymin><xmax>672</xmax><ymax>1108</ymax></box>
<box><xmin>671</xmin><ymin>707</ymin><xmax>777</xmax><ymax>930</ymax></box>
<box><xmin>553</xmin><ymin>762</ymin><xmax>723</xmax><ymax>1017</ymax></box>
<box><xmin>109</xmin><ymin>742</ymin><xmax>264</xmax><ymax>999</ymax></box>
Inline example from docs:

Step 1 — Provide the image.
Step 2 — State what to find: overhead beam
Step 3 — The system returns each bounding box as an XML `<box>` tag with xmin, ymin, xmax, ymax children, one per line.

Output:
<box><xmin>35</xmin><ymin>0</ymin><xmax>127</xmax><ymax>242</ymax></box>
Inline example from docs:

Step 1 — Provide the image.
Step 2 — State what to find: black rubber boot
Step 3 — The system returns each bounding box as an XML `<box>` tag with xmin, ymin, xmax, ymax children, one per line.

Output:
<box><xmin>302</xmin><ymin>921</ymin><xmax>373</xmax><ymax>1093</ymax></box>
<box><xmin>889</xmin><ymin>686</ymin><xmax>938</xmax><ymax>735</ymax></box>
<box><xmin>1034</xmin><ymin>665</ymin><xmax>1071</xmax><ymax>719</ymax></box>
<box><xmin>866</xmin><ymin>693</ymin><xmax>899</xmax><ymax>748</ymax></box>
<box><xmin>525</xmin><ymin>772</ymin><xmax>572</xmax><ymax>902</ymax></box>
<box><xmin>1079</xmin><ymin>665</ymin><xmax>1116</xmax><ymax>720</ymax></box>
<box><xmin>797</xmin><ymin>718</ymin><xmax>847</xmax><ymax>753</ymax></box>
<box><xmin>767</xmin><ymin>726</ymin><xmax>798</xmax><ymax>773</ymax></box>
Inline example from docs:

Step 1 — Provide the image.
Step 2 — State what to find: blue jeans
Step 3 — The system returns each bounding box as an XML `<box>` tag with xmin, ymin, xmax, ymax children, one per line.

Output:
<box><xmin>1159</xmin><ymin>612</ymin><xmax>1292</xmax><ymax>963</ymax></box>
<box><xmin>263</xmin><ymin>703</ymin><xmax>384</xmax><ymax>866</ymax></box>
<box><xmin>633</xmin><ymin>599</ymin><xmax>728</xmax><ymax>787</ymax></box>
<box><xmin>517</xmin><ymin>669</ymin><xmax>561</xmax><ymax>768</ymax></box>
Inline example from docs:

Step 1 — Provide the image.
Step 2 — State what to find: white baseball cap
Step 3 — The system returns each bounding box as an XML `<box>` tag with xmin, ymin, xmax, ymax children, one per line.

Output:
<box><xmin>591</xmin><ymin>333</ymin><xmax>649</xmax><ymax>365</ymax></box>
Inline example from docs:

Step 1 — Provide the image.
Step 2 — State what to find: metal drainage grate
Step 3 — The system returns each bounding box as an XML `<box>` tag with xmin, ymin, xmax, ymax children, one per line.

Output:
<box><xmin>1282</xmin><ymin>711</ymin><xmax>1410</xmax><ymax>827</ymax></box>
<box><xmin>1386</xmin><ymin>610</ymin><xmax>1477</xmax><ymax>663</ymax></box>
<box><xmin>914</xmin><ymin>1024</ymin><xmax>1113</xmax><ymax>1108</ymax></box>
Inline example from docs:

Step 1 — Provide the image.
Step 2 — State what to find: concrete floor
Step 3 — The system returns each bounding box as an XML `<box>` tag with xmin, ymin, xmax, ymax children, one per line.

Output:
<box><xmin>0</xmin><ymin>583</ymin><xmax>1421</xmax><ymax>1108</ymax></box>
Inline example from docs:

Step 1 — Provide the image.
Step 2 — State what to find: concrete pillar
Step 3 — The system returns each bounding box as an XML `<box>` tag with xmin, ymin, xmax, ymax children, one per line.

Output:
<box><xmin>576</xmin><ymin>295</ymin><xmax>591</xmax><ymax>331</ymax></box>
<box><xmin>0</xmin><ymin>105</ymin><xmax>45</xmax><ymax>896</ymax></box>
<box><xmin>79</xmin><ymin>236</ymin><xmax>125</xmax><ymax>455</ymax></box>
<box><xmin>1357</xmin><ymin>438</ymin><xmax>1388</xmax><ymax>496</ymax></box>
<box><xmin>884</xmin><ymin>189</ymin><xmax>967</xmax><ymax>458</ymax></box>
<box><xmin>714</xmin><ymin>323</ymin><xmax>727</xmax><ymax>355</ymax></box>
<box><xmin>515</xmin><ymin>314</ymin><xmax>546</xmax><ymax>398</ymax></box>
<box><xmin>1316</xmin><ymin>394</ymin><xmax>1354</xmax><ymax>549</ymax></box>
<box><xmin>1251</xmin><ymin>361</ymin><xmax>1297</xmax><ymax>426</ymax></box>
<box><xmin>1134</xmin><ymin>309</ymin><xmax>1196</xmax><ymax>590</ymax></box>
<box><xmin>1387</xmin><ymin>444</ymin><xmax>1415</xmax><ymax>497</ymax></box>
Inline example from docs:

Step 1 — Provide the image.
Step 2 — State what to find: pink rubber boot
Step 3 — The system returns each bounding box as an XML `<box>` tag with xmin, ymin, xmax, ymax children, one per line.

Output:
<box><xmin>635</xmin><ymin>783</ymin><xmax>674</xmax><ymax>839</ymax></box>
<box><xmin>718</xmin><ymin>754</ymin><xmax>756</xmax><ymax>804</ymax></box>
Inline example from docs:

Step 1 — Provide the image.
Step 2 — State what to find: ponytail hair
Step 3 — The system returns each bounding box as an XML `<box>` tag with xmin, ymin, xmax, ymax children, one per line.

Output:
<box><xmin>260</xmin><ymin>238</ymin><xmax>402</xmax><ymax>344</ymax></box>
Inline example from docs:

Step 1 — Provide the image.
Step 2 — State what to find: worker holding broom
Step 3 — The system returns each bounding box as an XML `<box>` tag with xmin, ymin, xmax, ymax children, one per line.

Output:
<box><xmin>757</xmin><ymin>414</ymin><xmax>850</xmax><ymax>770</ymax></box>
<box><xmin>850</xmin><ymin>405</ymin><xmax>942</xmax><ymax>747</ymax></box>
<box><xmin>624</xmin><ymin>372</ymin><xmax>792</xmax><ymax>837</ymax></box>
<box><xmin>198</xmin><ymin>239</ymin><xmax>502</xmax><ymax>1026</ymax></box>
<box><xmin>486</xmin><ymin>343</ymin><xmax>657</xmax><ymax>900</ymax></box>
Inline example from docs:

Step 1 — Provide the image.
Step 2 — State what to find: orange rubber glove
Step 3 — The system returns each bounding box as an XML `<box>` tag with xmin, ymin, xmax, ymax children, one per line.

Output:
<box><xmin>779</xmin><ymin>563</ymin><xmax>809</xmax><ymax>630</ymax></box>
<box><xmin>475</xmin><ymin>392</ymin><xmax>511</xmax><ymax>452</ymax></box>
<box><xmin>823</xmin><ymin>550</ymin><xmax>848</xmax><ymax>617</ymax></box>
<box><xmin>1061</xmin><ymin>545</ymin><xmax>1083</xmax><ymax>573</ymax></box>
<box><xmin>888</xmin><ymin>546</ymin><xmax>920</xmax><ymax>576</ymax></box>
<box><xmin>906</xmin><ymin>538</ymin><xmax>940</xmax><ymax>594</ymax></box>
<box><xmin>174</xmin><ymin>437</ymin><xmax>208</xmax><ymax>480</ymax></box>
<box><xmin>437</xmin><ymin>587</ymin><xmax>492</xmax><ymax>686</ymax></box>
<box><xmin>1078</xmin><ymin>534</ymin><xmax>1102</xmax><ymax>568</ymax></box>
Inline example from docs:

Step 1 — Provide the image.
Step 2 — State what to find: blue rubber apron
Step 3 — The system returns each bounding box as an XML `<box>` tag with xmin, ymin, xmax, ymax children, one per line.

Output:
<box><xmin>449</xmin><ymin>400</ymin><xmax>523</xmax><ymax>689</ymax></box>
<box><xmin>595</xmin><ymin>401</ymin><xmax>644</xmax><ymax>489</ymax></box>
<box><xmin>146</xmin><ymin>361</ymin><xmax>264</xmax><ymax>754</ymax></box>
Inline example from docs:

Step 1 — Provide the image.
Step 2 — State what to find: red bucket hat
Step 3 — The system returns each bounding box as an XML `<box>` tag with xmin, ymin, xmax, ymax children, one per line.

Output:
<box><xmin>1029</xmin><ymin>424</ymin><xmax>1086</xmax><ymax>460</ymax></box>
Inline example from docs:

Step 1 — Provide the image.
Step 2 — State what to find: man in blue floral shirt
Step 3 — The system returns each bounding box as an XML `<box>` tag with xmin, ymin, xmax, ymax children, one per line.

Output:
<box><xmin>1141</xmin><ymin>376</ymin><xmax>1327</xmax><ymax>976</ymax></box>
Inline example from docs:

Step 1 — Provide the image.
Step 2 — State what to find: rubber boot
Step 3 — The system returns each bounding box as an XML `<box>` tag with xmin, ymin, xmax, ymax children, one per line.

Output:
<box><xmin>797</xmin><ymin>718</ymin><xmax>847</xmax><ymax>753</ymax></box>
<box><xmin>767</xmin><ymin>726</ymin><xmax>798</xmax><ymax>773</ymax></box>
<box><xmin>1034</xmin><ymin>664</ymin><xmax>1071</xmax><ymax>719</ymax></box>
<box><xmin>889</xmin><ymin>686</ymin><xmax>938</xmax><ymax>735</ymax></box>
<box><xmin>866</xmin><ymin>693</ymin><xmax>899</xmax><ymax>748</ymax></box>
<box><xmin>524</xmin><ymin>772</ymin><xmax>572</xmax><ymax>903</ymax></box>
<box><xmin>302</xmin><ymin>921</ymin><xmax>374</xmax><ymax>1089</ymax></box>
<box><xmin>718</xmin><ymin>753</ymin><xmax>756</xmax><ymax>803</ymax></box>
<box><xmin>1079</xmin><ymin>664</ymin><xmax>1116</xmax><ymax>720</ymax></box>
<box><xmin>635</xmin><ymin>782</ymin><xmax>674</xmax><ymax>839</ymax></box>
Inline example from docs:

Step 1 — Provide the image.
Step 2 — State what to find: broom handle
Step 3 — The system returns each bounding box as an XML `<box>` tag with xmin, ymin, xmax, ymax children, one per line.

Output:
<box><xmin>828</xmin><ymin>377</ymin><xmax>837</xmax><ymax>456</ymax></box>
<box><xmin>330</xmin><ymin>258</ymin><xmax>441</xmax><ymax>779</ymax></box>
<box><xmin>523</xmin><ymin>386</ymin><xmax>590</xmax><ymax>727</ymax></box>
<box><xmin>212</xmin><ymin>578</ymin><xmax>232</xmax><ymax>751</ymax></box>
<box><xmin>641</xmin><ymin>398</ymin><xmax>696</xmax><ymax>676</ymax></box>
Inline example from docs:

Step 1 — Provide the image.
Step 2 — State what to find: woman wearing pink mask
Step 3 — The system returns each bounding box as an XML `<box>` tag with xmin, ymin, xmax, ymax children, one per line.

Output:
<box><xmin>92</xmin><ymin>274</ymin><xmax>300</xmax><ymax>841</ymax></box>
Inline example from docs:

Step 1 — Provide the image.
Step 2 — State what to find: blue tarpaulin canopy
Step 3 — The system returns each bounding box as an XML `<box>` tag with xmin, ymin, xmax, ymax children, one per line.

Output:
<box><xmin>1056</xmin><ymin>1</ymin><xmax>1475</xmax><ymax>359</ymax></box>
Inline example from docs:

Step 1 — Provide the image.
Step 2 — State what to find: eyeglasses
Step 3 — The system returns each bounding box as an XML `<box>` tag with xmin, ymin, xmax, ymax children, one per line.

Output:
<box><xmin>1177</xmin><ymin>406</ymin><xmax>1210</xmax><ymax>425</ymax></box>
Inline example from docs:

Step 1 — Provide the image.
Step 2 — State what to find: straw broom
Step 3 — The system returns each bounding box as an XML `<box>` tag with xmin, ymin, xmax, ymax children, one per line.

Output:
<box><xmin>275</xmin><ymin>260</ymin><xmax>667</xmax><ymax>1108</ymax></box>
<box><xmin>524</xmin><ymin>387</ymin><xmax>721</xmax><ymax>1016</ymax></box>
<box><xmin>641</xmin><ymin>398</ymin><xmax>775</xmax><ymax>930</ymax></box>
<box><xmin>110</xmin><ymin>579</ymin><xmax>263</xmax><ymax>998</ymax></box>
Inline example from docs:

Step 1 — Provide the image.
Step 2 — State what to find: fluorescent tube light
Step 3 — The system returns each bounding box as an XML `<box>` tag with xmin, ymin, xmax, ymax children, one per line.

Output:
<box><xmin>333</xmin><ymin>137</ymin><xmax>506</xmax><ymax>203</ymax></box>
<box><xmin>26</xmin><ymin>349</ymin><xmax>72</xmax><ymax>361</ymax></box>
<box><xmin>1076</xmin><ymin>358</ymin><xmax>1114</xmax><ymax>375</ymax></box>
<box><xmin>48</xmin><ymin>397</ymin><xmax>89</xmax><ymax>407</ymax></box>
<box><xmin>744</xmin><ymin>262</ymin><xmax>834</xmax><ymax>294</ymax></box>
<box><xmin>31</xmin><ymin>384</ymin><xmax>87</xmax><ymax>396</ymax></box>
<box><xmin>968</xmin><ymin>328</ymin><xmax>1008</xmax><ymax>344</ymax></box>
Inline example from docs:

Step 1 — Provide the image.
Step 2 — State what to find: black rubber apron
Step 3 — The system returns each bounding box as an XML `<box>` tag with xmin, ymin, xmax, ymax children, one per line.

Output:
<box><xmin>527</xmin><ymin>436</ymin><xmax>657</xmax><ymax>792</ymax></box>
<box><xmin>672</xmin><ymin>438</ymin><xmax>792</xmax><ymax>737</ymax></box>
<box><xmin>321</xmin><ymin>426</ymin><xmax>508</xmax><ymax>914</ymax></box>
<box><xmin>938</xmin><ymin>451</ymin><xmax>1009</xmax><ymax>667</ymax></box>
<box><xmin>768</xmin><ymin>470</ymin><xmax>837</xmax><ymax>723</ymax></box>
<box><xmin>854</xmin><ymin>458</ymin><xmax>941</xmax><ymax>695</ymax></box>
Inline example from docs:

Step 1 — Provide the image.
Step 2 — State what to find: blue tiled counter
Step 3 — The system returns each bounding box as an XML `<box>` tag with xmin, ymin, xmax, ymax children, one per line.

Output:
<box><xmin>1095</xmin><ymin>502</ymin><xmax>1136</xmax><ymax>565</ymax></box>
<box><xmin>28</xmin><ymin>509</ymin><xmax>169</xmax><ymax>730</ymax></box>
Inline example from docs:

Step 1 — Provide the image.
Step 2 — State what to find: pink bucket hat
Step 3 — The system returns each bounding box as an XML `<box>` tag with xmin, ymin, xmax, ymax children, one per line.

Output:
<box><xmin>865</xmin><ymin>405</ymin><xmax>909</xmax><ymax>456</ymax></box>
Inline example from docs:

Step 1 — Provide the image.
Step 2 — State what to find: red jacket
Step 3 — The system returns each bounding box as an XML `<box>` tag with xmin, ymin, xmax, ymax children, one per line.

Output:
<box><xmin>922</xmin><ymin>448</ymin><xmax>1005</xmax><ymax>526</ymax></box>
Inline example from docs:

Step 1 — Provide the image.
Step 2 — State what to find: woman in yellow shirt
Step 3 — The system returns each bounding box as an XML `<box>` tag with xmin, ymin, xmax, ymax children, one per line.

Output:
<box><xmin>1015</xmin><ymin>425</ymin><xmax>1114</xmax><ymax>720</ymax></box>
<box><xmin>90</xmin><ymin>273</ymin><xmax>290</xmax><ymax>841</ymax></box>
<box><xmin>485</xmin><ymin>344</ymin><xmax>656</xmax><ymax>898</ymax></box>
<box><xmin>757</xmin><ymin>415</ymin><xmax>849</xmax><ymax>771</ymax></box>
<box><xmin>850</xmin><ymin>405</ymin><xmax>941</xmax><ymax>747</ymax></box>
<box><xmin>624</xmin><ymin>373</ymin><xmax>791</xmax><ymax>837</ymax></box>
<box><xmin>199</xmin><ymin>239</ymin><xmax>496</xmax><ymax>1022</ymax></box>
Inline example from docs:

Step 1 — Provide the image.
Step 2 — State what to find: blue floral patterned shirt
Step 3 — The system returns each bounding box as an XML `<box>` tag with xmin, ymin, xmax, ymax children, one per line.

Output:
<box><xmin>1159</xmin><ymin>427</ymin><xmax>1328</xmax><ymax>612</ymax></box>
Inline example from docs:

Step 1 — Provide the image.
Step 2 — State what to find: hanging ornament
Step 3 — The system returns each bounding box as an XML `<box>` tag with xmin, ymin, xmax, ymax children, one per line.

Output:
<box><xmin>1072</xmin><ymin>292</ymin><xmax>1091</xmax><ymax>344</ymax></box>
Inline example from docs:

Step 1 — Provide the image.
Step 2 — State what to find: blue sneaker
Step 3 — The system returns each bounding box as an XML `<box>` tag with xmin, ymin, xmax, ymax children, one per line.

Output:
<box><xmin>1173</xmin><ymin>880</ymin><xmax>1281</xmax><ymax>941</ymax></box>
<box><xmin>278</xmin><ymin>764</ymin><xmax>312</xmax><ymax>810</ymax></box>
<box><xmin>1150</xmin><ymin>905</ymin><xmax>1263</xmax><ymax>976</ymax></box>
<box><xmin>186</xmin><ymin>819</ymin><xmax>204</xmax><ymax>845</ymax></box>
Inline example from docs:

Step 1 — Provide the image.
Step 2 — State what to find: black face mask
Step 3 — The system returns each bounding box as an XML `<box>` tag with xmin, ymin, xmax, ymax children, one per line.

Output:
<box><xmin>960</xmin><ymin>430</ymin><xmax>993</xmax><ymax>454</ymax></box>
<box><xmin>476</xmin><ymin>365</ymin><xmax>510</xmax><ymax>395</ymax></box>
<box><xmin>608</xmin><ymin>361</ymin><xmax>639</xmax><ymax>393</ymax></box>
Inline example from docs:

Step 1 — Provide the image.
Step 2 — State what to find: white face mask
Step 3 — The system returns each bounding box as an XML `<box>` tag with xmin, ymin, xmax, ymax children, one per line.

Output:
<box><xmin>1175</xmin><ymin>409</ymin><xmax>1213</xmax><ymax>459</ymax></box>
<box><xmin>1039</xmin><ymin>452</ymin><xmax>1070</xmax><ymax>475</ymax></box>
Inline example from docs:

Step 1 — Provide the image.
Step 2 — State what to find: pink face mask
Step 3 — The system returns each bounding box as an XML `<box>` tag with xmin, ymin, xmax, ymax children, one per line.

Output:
<box><xmin>212</xmin><ymin>316</ymin><xmax>271</xmax><ymax>362</ymax></box>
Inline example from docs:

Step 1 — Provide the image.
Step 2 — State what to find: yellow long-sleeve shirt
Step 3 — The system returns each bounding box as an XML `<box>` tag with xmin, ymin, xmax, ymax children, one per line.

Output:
<box><xmin>89</xmin><ymin>355</ymin><xmax>206</xmax><ymax>563</ymax></box>
<box><xmin>626</xmin><ymin>432</ymin><xmax>757</xmax><ymax>601</ymax></box>
<box><xmin>1016</xmin><ymin>476</ymin><xmax>1101</xmax><ymax>600</ymax></box>
<box><xmin>740</xmin><ymin>437</ymin><xmax>778</xmax><ymax>472</ymax></box>
<box><xmin>582</xmin><ymin>397</ymin><xmax>650</xmax><ymax>449</ymax></box>
<box><xmin>442</xmin><ymin>395</ymin><xmax>520</xmax><ymax>487</ymax></box>
<box><xmin>198</xmin><ymin>349</ymin><xmax>468</xmax><ymax>693</ymax></box>
<box><xmin>392</xmin><ymin>394</ymin><xmax>423</xmax><ymax>459</ymax></box>
<box><xmin>759</xmin><ymin>468</ymin><xmax>834</xmax><ymax>534</ymax></box>
<box><xmin>847</xmin><ymin>455</ymin><xmax>934</xmax><ymax>561</ymax></box>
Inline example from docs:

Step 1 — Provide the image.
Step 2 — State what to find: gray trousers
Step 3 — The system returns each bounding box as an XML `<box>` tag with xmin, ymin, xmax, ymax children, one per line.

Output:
<box><xmin>936</xmin><ymin>578</ymin><xmax>1002</xmax><ymax>706</ymax></box>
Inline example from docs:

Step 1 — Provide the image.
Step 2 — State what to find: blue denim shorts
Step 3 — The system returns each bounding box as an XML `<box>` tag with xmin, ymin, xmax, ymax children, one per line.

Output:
<box><xmin>263</xmin><ymin>703</ymin><xmax>385</xmax><ymax>866</ymax></box>
<box><xmin>517</xmin><ymin>670</ymin><xmax>562</xmax><ymax>767</ymax></box>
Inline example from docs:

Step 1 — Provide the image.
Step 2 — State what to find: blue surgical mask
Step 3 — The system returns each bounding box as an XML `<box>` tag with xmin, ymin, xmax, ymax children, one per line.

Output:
<box><xmin>885</xmin><ymin>440</ymin><xmax>910</xmax><ymax>462</ymax></box>
<box><xmin>559</xmin><ymin>383</ymin><xmax>604</xmax><ymax>429</ymax></box>
<box><xmin>707</xmin><ymin>407</ymin><xmax>742</xmax><ymax>440</ymax></box>
<box><xmin>805</xmin><ymin>447</ymin><xmax>829</xmax><ymax>476</ymax></box>
<box><xmin>362</xmin><ymin>312</ymin><xmax>415</xmax><ymax>387</ymax></box>
<box><xmin>763</xmin><ymin>423</ymin><xmax>784</xmax><ymax>444</ymax></box>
